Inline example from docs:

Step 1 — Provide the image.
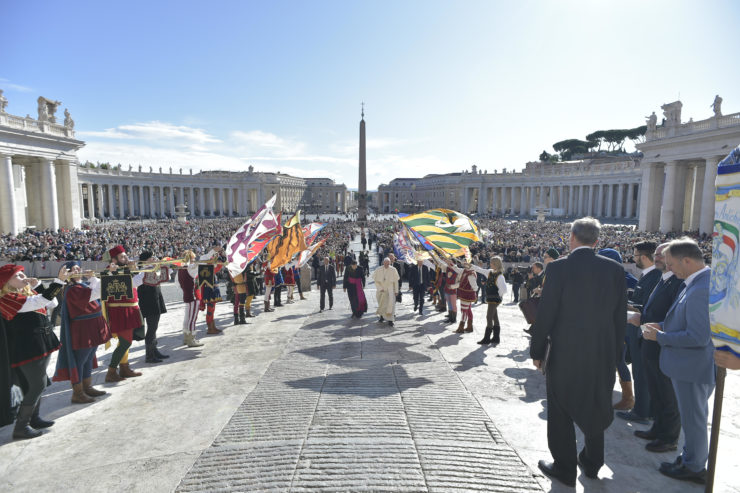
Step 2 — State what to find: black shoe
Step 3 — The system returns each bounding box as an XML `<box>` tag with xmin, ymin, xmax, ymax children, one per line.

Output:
<box><xmin>646</xmin><ymin>439</ymin><xmax>678</xmax><ymax>453</ymax></box>
<box><xmin>30</xmin><ymin>400</ymin><xmax>54</xmax><ymax>429</ymax></box>
<box><xmin>388</xmin><ymin>321</ymin><xmax>394</xmax><ymax>327</ymax></box>
<box><xmin>418</xmin><ymin>309</ymin><xmax>423</xmax><ymax>316</ymax></box>
<box><xmin>537</xmin><ymin>460</ymin><xmax>576</xmax><ymax>487</ymax></box>
<box><xmin>153</xmin><ymin>346</ymin><xmax>170</xmax><ymax>359</ymax></box>
<box><xmin>378</xmin><ymin>316</ymin><xmax>384</xmax><ymax>323</ymax></box>
<box><xmin>413</xmin><ymin>305</ymin><xmax>418</xmax><ymax>311</ymax></box>
<box><xmin>634</xmin><ymin>429</ymin><xmax>658</xmax><ymax>440</ymax></box>
<box><xmin>477</xmin><ymin>326</ymin><xmax>493</xmax><ymax>345</ymax></box>
<box><xmin>660</xmin><ymin>456</ymin><xmax>683</xmax><ymax>472</ymax></box>
<box><xmin>659</xmin><ymin>464</ymin><xmax>706</xmax><ymax>484</ymax></box>
<box><xmin>616</xmin><ymin>410</ymin><xmax>651</xmax><ymax>425</ymax></box>
<box><xmin>577</xmin><ymin>450</ymin><xmax>599</xmax><ymax>479</ymax></box>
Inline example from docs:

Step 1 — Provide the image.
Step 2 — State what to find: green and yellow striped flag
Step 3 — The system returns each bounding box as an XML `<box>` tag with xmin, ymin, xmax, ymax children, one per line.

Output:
<box><xmin>399</xmin><ymin>209</ymin><xmax>480</xmax><ymax>256</ymax></box>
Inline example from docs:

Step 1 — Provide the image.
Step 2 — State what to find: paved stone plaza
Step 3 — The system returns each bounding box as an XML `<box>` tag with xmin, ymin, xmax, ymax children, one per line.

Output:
<box><xmin>0</xmin><ymin>239</ymin><xmax>738</xmax><ymax>492</ymax></box>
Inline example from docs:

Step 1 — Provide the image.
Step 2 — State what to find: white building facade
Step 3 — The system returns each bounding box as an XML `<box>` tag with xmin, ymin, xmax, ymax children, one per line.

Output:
<box><xmin>0</xmin><ymin>91</ymin><xmax>347</xmax><ymax>234</ymax></box>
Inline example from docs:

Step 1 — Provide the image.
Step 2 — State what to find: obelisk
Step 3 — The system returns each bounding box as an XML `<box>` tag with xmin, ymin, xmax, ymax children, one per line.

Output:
<box><xmin>358</xmin><ymin>103</ymin><xmax>367</xmax><ymax>222</ymax></box>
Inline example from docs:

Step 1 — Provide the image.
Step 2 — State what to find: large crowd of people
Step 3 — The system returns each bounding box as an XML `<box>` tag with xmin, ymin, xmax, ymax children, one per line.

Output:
<box><xmin>1</xmin><ymin>213</ymin><xmax>737</xmax><ymax>488</ymax></box>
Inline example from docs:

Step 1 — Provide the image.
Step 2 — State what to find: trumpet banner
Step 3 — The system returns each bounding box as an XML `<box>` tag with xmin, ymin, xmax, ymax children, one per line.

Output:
<box><xmin>399</xmin><ymin>209</ymin><xmax>480</xmax><ymax>256</ymax></box>
<box><xmin>710</xmin><ymin>145</ymin><xmax>740</xmax><ymax>357</ymax></box>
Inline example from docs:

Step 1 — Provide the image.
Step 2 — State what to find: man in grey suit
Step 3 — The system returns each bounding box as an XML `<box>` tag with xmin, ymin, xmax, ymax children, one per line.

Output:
<box><xmin>643</xmin><ymin>238</ymin><xmax>714</xmax><ymax>484</ymax></box>
<box><xmin>530</xmin><ymin>217</ymin><xmax>627</xmax><ymax>486</ymax></box>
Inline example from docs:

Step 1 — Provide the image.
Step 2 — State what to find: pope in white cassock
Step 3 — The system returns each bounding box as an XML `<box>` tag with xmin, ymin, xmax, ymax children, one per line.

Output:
<box><xmin>373</xmin><ymin>257</ymin><xmax>400</xmax><ymax>326</ymax></box>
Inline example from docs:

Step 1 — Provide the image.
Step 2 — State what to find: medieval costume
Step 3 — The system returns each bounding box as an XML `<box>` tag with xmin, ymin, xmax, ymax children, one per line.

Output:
<box><xmin>472</xmin><ymin>262</ymin><xmax>508</xmax><ymax>345</ymax></box>
<box><xmin>454</xmin><ymin>265</ymin><xmax>478</xmax><ymax>334</ymax></box>
<box><xmin>282</xmin><ymin>264</ymin><xmax>296</xmax><ymax>303</ymax></box>
<box><xmin>137</xmin><ymin>251</ymin><xmax>170</xmax><ymax>362</ymax></box>
<box><xmin>293</xmin><ymin>264</ymin><xmax>305</xmax><ymax>300</ymax></box>
<box><xmin>103</xmin><ymin>245</ymin><xmax>146</xmax><ymax>381</ymax></box>
<box><xmin>0</xmin><ymin>264</ymin><xmax>63</xmax><ymax>439</ymax></box>
<box><xmin>344</xmin><ymin>261</ymin><xmax>367</xmax><ymax>318</ymax></box>
<box><xmin>373</xmin><ymin>260</ymin><xmax>400</xmax><ymax>326</ymax></box>
<box><xmin>53</xmin><ymin>261</ymin><xmax>112</xmax><ymax>402</ymax></box>
<box><xmin>273</xmin><ymin>267</ymin><xmax>284</xmax><ymax>307</ymax></box>
<box><xmin>231</xmin><ymin>263</ymin><xmax>256</xmax><ymax>325</ymax></box>
<box><xmin>178</xmin><ymin>248</ymin><xmax>219</xmax><ymax>346</ymax></box>
<box><xmin>263</xmin><ymin>265</ymin><xmax>275</xmax><ymax>312</ymax></box>
<box><xmin>434</xmin><ymin>257</ymin><xmax>460</xmax><ymax>324</ymax></box>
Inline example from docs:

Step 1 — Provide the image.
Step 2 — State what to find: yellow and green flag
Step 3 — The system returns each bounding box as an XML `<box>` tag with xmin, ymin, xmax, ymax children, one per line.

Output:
<box><xmin>399</xmin><ymin>209</ymin><xmax>480</xmax><ymax>257</ymax></box>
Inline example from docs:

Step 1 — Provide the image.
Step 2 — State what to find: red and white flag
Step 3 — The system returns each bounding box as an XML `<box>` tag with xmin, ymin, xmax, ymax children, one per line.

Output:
<box><xmin>226</xmin><ymin>195</ymin><xmax>281</xmax><ymax>277</ymax></box>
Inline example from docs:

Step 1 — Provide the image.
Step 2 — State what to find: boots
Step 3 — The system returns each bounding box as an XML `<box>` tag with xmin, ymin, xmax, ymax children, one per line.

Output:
<box><xmin>184</xmin><ymin>332</ymin><xmax>204</xmax><ymax>347</ymax></box>
<box><xmin>71</xmin><ymin>383</ymin><xmax>95</xmax><ymax>404</ymax></box>
<box><xmin>478</xmin><ymin>326</ymin><xmax>493</xmax><ymax>345</ymax></box>
<box><xmin>245</xmin><ymin>308</ymin><xmax>253</xmax><ymax>318</ymax></box>
<box><xmin>613</xmin><ymin>380</ymin><xmax>635</xmax><ymax>410</ymax></box>
<box><xmin>105</xmin><ymin>366</ymin><xmax>125</xmax><ymax>382</ymax></box>
<box><xmin>465</xmin><ymin>318</ymin><xmax>474</xmax><ymax>333</ymax></box>
<box><xmin>455</xmin><ymin>320</ymin><xmax>466</xmax><ymax>333</ymax></box>
<box><xmin>492</xmin><ymin>325</ymin><xmax>501</xmax><ymax>345</ymax></box>
<box><xmin>153</xmin><ymin>340</ymin><xmax>169</xmax><ymax>359</ymax></box>
<box><xmin>30</xmin><ymin>398</ymin><xmax>55</xmax><ymax>428</ymax></box>
<box><xmin>206</xmin><ymin>320</ymin><xmax>222</xmax><ymax>334</ymax></box>
<box><xmin>83</xmin><ymin>377</ymin><xmax>106</xmax><ymax>397</ymax></box>
<box><xmin>234</xmin><ymin>312</ymin><xmax>241</xmax><ymax>325</ymax></box>
<box><xmin>446</xmin><ymin>311</ymin><xmax>457</xmax><ymax>325</ymax></box>
<box><xmin>300</xmin><ymin>294</ymin><xmax>306</xmax><ymax>300</ymax></box>
<box><xmin>119</xmin><ymin>363</ymin><xmax>142</xmax><ymax>378</ymax></box>
<box><xmin>239</xmin><ymin>307</ymin><xmax>247</xmax><ymax>323</ymax></box>
<box><xmin>13</xmin><ymin>405</ymin><xmax>42</xmax><ymax>440</ymax></box>
<box><xmin>145</xmin><ymin>343</ymin><xmax>163</xmax><ymax>363</ymax></box>
<box><xmin>264</xmin><ymin>300</ymin><xmax>274</xmax><ymax>312</ymax></box>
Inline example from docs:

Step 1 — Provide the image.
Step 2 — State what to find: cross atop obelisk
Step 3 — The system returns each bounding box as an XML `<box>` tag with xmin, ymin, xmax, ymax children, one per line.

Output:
<box><xmin>358</xmin><ymin>103</ymin><xmax>367</xmax><ymax>222</ymax></box>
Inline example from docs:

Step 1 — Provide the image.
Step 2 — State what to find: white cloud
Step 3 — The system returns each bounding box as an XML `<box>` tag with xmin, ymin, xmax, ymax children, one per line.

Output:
<box><xmin>229</xmin><ymin>130</ymin><xmax>307</xmax><ymax>157</ymax></box>
<box><xmin>78</xmin><ymin>121</ymin><xmax>220</xmax><ymax>144</ymax></box>
<box><xmin>0</xmin><ymin>78</ymin><xmax>33</xmax><ymax>93</ymax></box>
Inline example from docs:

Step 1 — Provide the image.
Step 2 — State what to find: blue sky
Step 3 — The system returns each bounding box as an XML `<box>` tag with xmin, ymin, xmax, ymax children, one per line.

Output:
<box><xmin>2</xmin><ymin>0</ymin><xmax>739</xmax><ymax>189</ymax></box>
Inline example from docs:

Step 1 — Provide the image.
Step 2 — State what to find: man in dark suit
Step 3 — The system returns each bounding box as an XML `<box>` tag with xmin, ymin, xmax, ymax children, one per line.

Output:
<box><xmin>643</xmin><ymin>238</ymin><xmax>714</xmax><ymax>484</ymax></box>
<box><xmin>616</xmin><ymin>240</ymin><xmax>662</xmax><ymax>424</ymax></box>
<box><xmin>530</xmin><ymin>217</ymin><xmax>627</xmax><ymax>486</ymax></box>
<box><xmin>627</xmin><ymin>242</ymin><xmax>684</xmax><ymax>453</ymax></box>
<box><xmin>317</xmin><ymin>256</ymin><xmax>336</xmax><ymax>312</ymax></box>
<box><xmin>408</xmin><ymin>258</ymin><xmax>432</xmax><ymax>315</ymax></box>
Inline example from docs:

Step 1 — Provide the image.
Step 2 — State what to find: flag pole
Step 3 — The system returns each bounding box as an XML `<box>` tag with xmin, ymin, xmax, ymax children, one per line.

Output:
<box><xmin>705</xmin><ymin>366</ymin><xmax>726</xmax><ymax>493</ymax></box>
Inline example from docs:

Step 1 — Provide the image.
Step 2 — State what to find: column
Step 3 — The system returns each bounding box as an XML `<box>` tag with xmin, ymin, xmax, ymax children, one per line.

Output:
<box><xmin>95</xmin><ymin>183</ymin><xmax>104</xmax><ymax>219</ymax></box>
<box><xmin>690</xmin><ymin>164</ymin><xmax>705</xmax><ymax>231</ymax></box>
<box><xmin>85</xmin><ymin>184</ymin><xmax>94</xmax><ymax>218</ymax></box>
<box><xmin>226</xmin><ymin>188</ymin><xmax>233</xmax><ymax>215</ymax></box>
<box><xmin>578</xmin><ymin>185</ymin><xmax>585</xmax><ymax>216</ymax></box>
<box><xmin>138</xmin><ymin>186</ymin><xmax>145</xmax><ymax>217</ymax></box>
<box><xmin>628</xmin><ymin>183</ymin><xmax>638</xmax><ymax>220</ymax></box>
<box><xmin>549</xmin><ymin>186</ymin><xmax>555</xmax><ymax>209</ymax></box>
<box><xmin>148</xmin><ymin>186</ymin><xmax>155</xmax><ymax>217</ymax></box>
<box><xmin>189</xmin><ymin>187</ymin><xmax>195</xmax><ymax>214</ymax></box>
<box><xmin>606</xmin><ymin>184</ymin><xmax>614</xmax><ymax>218</ymax></box>
<box><xmin>199</xmin><ymin>188</ymin><xmax>205</xmax><ymax>216</ymax></box>
<box><xmin>490</xmin><ymin>187</ymin><xmax>498</xmax><ymax>215</ymax></box>
<box><xmin>0</xmin><ymin>155</ymin><xmax>17</xmax><ymax>234</ymax></box>
<box><xmin>127</xmin><ymin>185</ymin><xmax>134</xmax><ymax>217</ymax></box>
<box><xmin>659</xmin><ymin>162</ymin><xmax>679</xmax><ymax>232</ymax></box>
<box><xmin>168</xmin><ymin>186</ymin><xmax>175</xmax><ymax>215</ymax></box>
<box><xmin>158</xmin><ymin>186</ymin><xmax>165</xmax><ymax>217</ymax></box>
<box><xmin>178</xmin><ymin>187</ymin><xmax>184</xmax><ymax>206</ymax></box>
<box><xmin>40</xmin><ymin>159</ymin><xmax>59</xmax><ymax>230</ymax></box>
<box><xmin>529</xmin><ymin>186</ymin><xmax>536</xmax><ymax>212</ymax></box>
<box><xmin>519</xmin><ymin>186</ymin><xmax>527</xmax><ymax>216</ymax></box>
<box><xmin>510</xmin><ymin>187</ymin><xmax>516</xmax><ymax>214</ymax></box>
<box><xmin>615</xmin><ymin>184</ymin><xmax>624</xmax><ymax>219</ymax></box>
<box><xmin>116</xmin><ymin>185</ymin><xmax>124</xmax><ymax>218</ymax></box>
<box><xmin>699</xmin><ymin>156</ymin><xmax>721</xmax><ymax>235</ymax></box>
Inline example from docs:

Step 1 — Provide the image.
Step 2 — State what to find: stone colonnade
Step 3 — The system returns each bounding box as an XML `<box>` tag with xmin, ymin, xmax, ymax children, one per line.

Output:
<box><xmin>638</xmin><ymin>156</ymin><xmax>722</xmax><ymax>234</ymax></box>
<box><xmin>462</xmin><ymin>182</ymin><xmax>640</xmax><ymax>219</ymax></box>
<box><xmin>75</xmin><ymin>182</ymin><xmax>252</xmax><ymax>219</ymax></box>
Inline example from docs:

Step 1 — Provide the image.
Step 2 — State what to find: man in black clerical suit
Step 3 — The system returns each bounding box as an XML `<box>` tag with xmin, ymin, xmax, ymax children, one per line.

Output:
<box><xmin>408</xmin><ymin>259</ymin><xmax>432</xmax><ymax>315</ymax></box>
<box><xmin>530</xmin><ymin>217</ymin><xmax>627</xmax><ymax>487</ymax></box>
<box><xmin>317</xmin><ymin>256</ymin><xmax>336</xmax><ymax>312</ymax></box>
<box><xmin>616</xmin><ymin>240</ymin><xmax>662</xmax><ymax>424</ymax></box>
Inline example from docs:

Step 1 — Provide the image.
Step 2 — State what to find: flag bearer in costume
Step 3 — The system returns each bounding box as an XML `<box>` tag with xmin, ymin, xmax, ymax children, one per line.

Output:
<box><xmin>199</xmin><ymin>244</ymin><xmax>224</xmax><ymax>335</ymax></box>
<box><xmin>433</xmin><ymin>255</ymin><xmax>459</xmax><ymax>324</ymax></box>
<box><xmin>282</xmin><ymin>264</ymin><xmax>296</xmax><ymax>303</ymax></box>
<box><xmin>53</xmin><ymin>261</ymin><xmax>112</xmax><ymax>402</ymax></box>
<box><xmin>293</xmin><ymin>263</ymin><xmax>305</xmax><ymax>300</ymax></box>
<box><xmin>432</xmin><ymin>263</ymin><xmax>446</xmax><ymax>312</ymax></box>
<box><xmin>454</xmin><ymin>261</ymin><xmax>478</xmax><ymax>334</ymax></box>
<box><xmin>103</xmin><ymin>245</ymin><xmax>147</xmax><ymax>382</ymax></box>
<box><xmin>273</xmin><ymin>266</ymin><xmax>284</xmax><ymax>307</ymax></box>
<box><xmin>473</xmin><ymin>256</ymin><xmax>507</xmax><ymax>345</ymax></box>
<box><xmin>344</xmin><ymin>258</ymin><xmax>367</xmax><ymax>318</ymax></box>
<box><xmin>137</xmin><ymin>251</ymin><xmax>170</xmax><ymax>362</ymax></box>
<box><xmin>263</xmin><ymin>264</ymin><xmax>275</xmax><ymax>312</ymax></box>
<box><xmin>373</xmin><ymin>257</ymin><xmax>400</xmax><ymax>326</ymax></box>
<box><xmin>231</xmin><ymin>266</ymin><xmax>248</xmax><ymax>325</ymax></box>
<box><xmin>178</xmin><ymin>246</ymin><xmax>222</xmax><ymax>345</ymax></box>
<box><xmin>0</xmin><ymin>264</ymin><xmax>64</xmax><ymax>439</ymax></box>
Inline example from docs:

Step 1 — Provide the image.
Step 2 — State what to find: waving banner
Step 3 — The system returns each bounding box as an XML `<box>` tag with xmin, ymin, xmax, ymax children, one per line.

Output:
<box><xmin>399</xmin><ymin>209</ymin><xmax>480</xmax><ymax>257</ymax></box>
<box><xmin>710</xmin><ymin>145</ymin><xmax>740</xmax><ymax>357</ymax></box>
<box><xmin>226</xmin><ymin>195</ymin><xmax>281</xmax><ymax>277</ymax></box>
